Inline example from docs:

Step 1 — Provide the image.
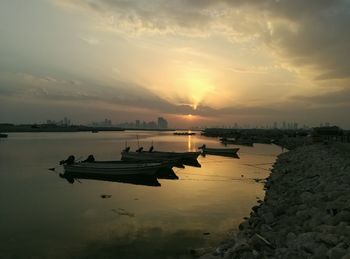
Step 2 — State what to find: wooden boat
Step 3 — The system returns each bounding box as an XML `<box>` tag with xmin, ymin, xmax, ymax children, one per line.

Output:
<box><xmin>198</xmin><ymin>144</ymin><xmax>239</xmax><ymax>155</ymax></box>
<box><xmin>60</xmin><ymin>155</ymin><xmax>168</xmax><ymax>176</ymax></box>
<box><xmin>0</xmin><ymin>133</ymin><xmax>8</xmax><ymax>138</ymax></box>
<box><xmin>121</xmin><ymin>148</ymin><xmax>200</xmax><ymax>161</ymax></box>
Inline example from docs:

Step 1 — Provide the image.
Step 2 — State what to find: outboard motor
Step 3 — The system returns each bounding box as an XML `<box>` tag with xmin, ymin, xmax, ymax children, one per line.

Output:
<box><xmin>123</xmin><ymin>146</ymin><xmax>130</xmax><ymax>152</ymax></box>
<box><xmin>83</xmin><ymin>154</ymin><xmax>95</xmax><ymax>163</ymax></box>
<box><xmin>59</xmin><ymin>155</ymin><xmax>75</xmax><ymax>165</ymax></box>
<box><xmin>198</xmin><ymin>144</ymin><xmax>206</xmax><ymax>150</ymax></box>
<box><xmin>149</xmin><ymin>145</ymin><xmax>154</xmax><ymax>152</ymax></box>
<box><xmin>136</xmin><ymin>147</ymin><xmax>143</xmax><ymax>153</ymax></box>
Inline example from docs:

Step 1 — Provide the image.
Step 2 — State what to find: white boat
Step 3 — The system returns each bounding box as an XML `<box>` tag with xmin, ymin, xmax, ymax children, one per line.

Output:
<box><xmin>198</xmin><ymin>145</ymin><xmax>239</xmax><ymax>155</ymax></box>
<box><xmin>61</xmin><ymin>156</ymin><xmax>168</xmax><ymax>176</ymax></box>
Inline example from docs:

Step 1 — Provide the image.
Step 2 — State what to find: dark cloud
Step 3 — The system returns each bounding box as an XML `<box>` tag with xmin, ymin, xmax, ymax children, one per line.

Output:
<box><xmin>290</xmin><ymin>88</ymin><xmax>350</xmax><ymax>105</ymax></box>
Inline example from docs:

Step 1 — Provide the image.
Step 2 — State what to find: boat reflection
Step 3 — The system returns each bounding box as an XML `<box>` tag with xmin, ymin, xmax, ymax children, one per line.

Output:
<box><xmin>182</xmin><ymin>159</ymin><xmax>201</xmax><ymax>167</ymax></box>
<box><xmin>59</xmin><ymin>172</ymin><xmax>161</xmax><ymax>187</ymax></box>
<box><xmin>156</xmin><ymin>167</ymin><xmax>179</xmax><ymax>180</ymax></box>
<box><xmin>58</xmin><ymin>167</ymin><xmax>182</xmax><ymax>186</ymax></box>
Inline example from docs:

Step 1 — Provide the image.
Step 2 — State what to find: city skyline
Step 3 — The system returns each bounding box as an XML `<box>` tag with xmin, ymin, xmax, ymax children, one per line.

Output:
<box><xmin>1</xmin><ymin>0</ymin><xmax>350</xmax><ymax>127</ymax></box>
<box><xmin>5</xmin><ymin>115</ymin><xmax>339</xmax><ymax>131</ymax></box>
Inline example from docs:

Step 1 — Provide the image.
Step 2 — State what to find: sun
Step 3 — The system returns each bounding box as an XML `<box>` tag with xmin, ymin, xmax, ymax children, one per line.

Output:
<box><xmin>187</xmin><ymin>114</ymin><xmax>193</xmax><ymax>119</ymax></box>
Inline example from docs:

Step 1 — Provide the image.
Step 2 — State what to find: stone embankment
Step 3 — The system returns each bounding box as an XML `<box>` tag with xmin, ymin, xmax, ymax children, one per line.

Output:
<box><xmin>201</xmin><ymin>143</ymin><xmax>350</xmax><ymax>259</ymax></box>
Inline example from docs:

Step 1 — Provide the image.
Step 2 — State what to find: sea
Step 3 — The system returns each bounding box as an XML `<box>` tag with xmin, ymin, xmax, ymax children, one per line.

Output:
<box><xmin>0</xmin><ymin>131</ymin><xmax>282</xmax><ymax>258</ymax></box>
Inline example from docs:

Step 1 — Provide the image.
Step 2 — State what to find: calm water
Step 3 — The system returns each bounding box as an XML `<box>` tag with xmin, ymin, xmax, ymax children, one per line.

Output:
<box><xmin>0</xmin><ymin>131</ymin><xmax>281</xmax><ymax>259</ymax></box>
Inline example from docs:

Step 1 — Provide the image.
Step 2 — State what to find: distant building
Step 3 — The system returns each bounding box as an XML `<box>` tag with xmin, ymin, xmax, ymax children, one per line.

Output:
<box><xmin>46</xmin><ymin>117</ymin><xmax>71</xmax><ymax>127</ymax></box>
<box><xmin>312</xmin><ymin>126</ymin><xmax>343</xmax><ymax>143</ymax></box>
<box><xmin>91</xmin><ymin>118</ymin><xmax>112</xmax><ymax>127</ymax></box>
<box><xmin>157</xmin><ymin>117</ymin><xmax>168</xmax><ymax>129</ymax></box>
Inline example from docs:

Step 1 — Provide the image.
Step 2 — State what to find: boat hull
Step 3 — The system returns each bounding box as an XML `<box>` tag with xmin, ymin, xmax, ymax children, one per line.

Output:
<box><xmin>64</xmin><ymin>162</ymin><xmax>165</xmax><ymax>176</ymax></box>
<box><xmin>202</xmin><ymin>148</ymin><xmax>239</xmax><ymax>154</ymax></box>
<box><xmin>121</xmin><ymin>151</ymin><xmax>200</xmax><ymax>161</ymax></box>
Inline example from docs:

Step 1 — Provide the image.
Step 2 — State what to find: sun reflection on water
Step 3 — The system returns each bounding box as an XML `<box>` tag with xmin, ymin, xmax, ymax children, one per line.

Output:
<box><xmin>187</xmin><ymin>134</ymin><xmax>192</xmax><ymax>151</ymax></box>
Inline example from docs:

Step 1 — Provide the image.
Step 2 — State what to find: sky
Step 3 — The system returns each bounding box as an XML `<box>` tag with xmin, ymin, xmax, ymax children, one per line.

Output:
<box><xmin>1</xmin><ymin>0</ymin><xmax>350</xmax><ymax>128</ymax></box>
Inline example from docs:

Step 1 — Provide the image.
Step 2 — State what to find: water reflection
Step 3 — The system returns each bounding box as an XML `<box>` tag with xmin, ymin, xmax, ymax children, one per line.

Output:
<box><xmin>58</xmin><ymin>166</ymin><xmax>182</xmax><ymax>186</ymax></box>
<box><xmin>188</xmin><ymin>135</ymin><xmax>192</xmax><ymax>151</ymax></box>
<box><xmin>0</xmin><ymin>131</ymin><xmax>282</xmax><ymax>259</ymax></box>
<box><xmin>59</xmin><ymin>172</ymin><xmax>161</xmax><ymax>187</ymax></box>
<box><xmin>156</xmin><ymin>167</ymin><xmax>179</xmax><ymax>180</ymax></box>
<box><xmin>182</xmin><ymin>158</ymin><xmax>202</xmax><ymax>167</ymax></box>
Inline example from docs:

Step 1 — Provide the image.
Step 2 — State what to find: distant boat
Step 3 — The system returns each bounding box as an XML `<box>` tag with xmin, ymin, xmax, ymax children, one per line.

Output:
<box><xmin>173</xmin><ymin>132</ymin><xmax>196</xmax><ymax>136</ymax></box>
<box><xmin>91</xmin><ymin>130</ymin><xmax>99</xmax><ymax>133</ymax></box>
<box><xmin>198</xmin><ymin>144</ymin><xmax>239</xmax><ymax>155</ymax></box>
<box><xmin>220</xmin><ymin>137</ymin><xmax>254</xmax><ymax>146</ymax></box>
<box><xmin>0</xmin><ymin>133</ymin><xmax>8</xmax><ymax>138</ymax></box>
<box><xmin>121</xmin><ymin>147</ymin><xmax>200</xmax><ymax>162</ymax></box>
<box><xmin>60</xmin><ymin>155</ymin><xmax>169</xmax><ymax>176</ymax></box>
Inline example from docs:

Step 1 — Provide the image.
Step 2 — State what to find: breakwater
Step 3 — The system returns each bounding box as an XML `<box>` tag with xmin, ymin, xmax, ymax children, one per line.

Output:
<box><xmin>200</xmin><ymin>143</ymin><xmax>350</xmax><ymax>258</ymax></box>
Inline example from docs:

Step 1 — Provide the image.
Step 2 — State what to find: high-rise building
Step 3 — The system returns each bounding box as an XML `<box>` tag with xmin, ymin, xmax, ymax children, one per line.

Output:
<box><xmin>157</xmin><ymin>117</ymin><xmax>168</xmax><ymax>129</ymax></box>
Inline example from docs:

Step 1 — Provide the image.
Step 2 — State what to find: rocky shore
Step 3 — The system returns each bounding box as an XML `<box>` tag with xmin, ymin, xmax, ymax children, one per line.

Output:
<box><xmin>200</xmin><ymin>143</ymin><xmax>350</xmax><ymax>259</ymax></box>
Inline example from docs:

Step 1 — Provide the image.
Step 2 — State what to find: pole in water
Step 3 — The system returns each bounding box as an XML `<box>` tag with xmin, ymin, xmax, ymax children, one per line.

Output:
<box><xmin>136</xmin><ymin>135</ymin><xmax>140</xmax><ymax>148</ymax></box>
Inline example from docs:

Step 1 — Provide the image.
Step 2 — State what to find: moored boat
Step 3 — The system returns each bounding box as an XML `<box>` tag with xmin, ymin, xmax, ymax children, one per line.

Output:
<box><xmin>173</xmin><ymin>132</ymin><xmax>196</xmax><ymax>136</ymax></box>
<box><xmin>60</xmin><ymin>155</ymin><xmax>168</xmax><ymax>176</ymax></box>
<box><xmin>0</xmin><ymin>133</ymin><xmax>8</xmax><ymax>138</ymax></box>
<box><xmin>198</xmin><ymin>144</ymin><xmax>239</xmax><ymax>155</ymax></box>
<box><xmin>121</xmin><ymin>147</ymin><xmax>200</xmax><ymax>161</ymax></box>
<box><xmin>220</xmin><ymin>137</ymin><xmax>253</xmax><ymax>146</ymax></box>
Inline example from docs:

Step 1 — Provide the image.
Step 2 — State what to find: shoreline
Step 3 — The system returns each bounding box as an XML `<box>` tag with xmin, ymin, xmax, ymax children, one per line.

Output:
<box><xmin>200</xmin><ymin>143</ymin><xmax>350</xmax><ymax>258</ymax></box>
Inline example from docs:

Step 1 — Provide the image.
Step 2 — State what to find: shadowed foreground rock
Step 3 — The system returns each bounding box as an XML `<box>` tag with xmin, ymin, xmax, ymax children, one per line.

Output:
<box><xmin>200</xmin><ymin>143</ymin><xmax>350</xmax><ymax>259</ymax></box>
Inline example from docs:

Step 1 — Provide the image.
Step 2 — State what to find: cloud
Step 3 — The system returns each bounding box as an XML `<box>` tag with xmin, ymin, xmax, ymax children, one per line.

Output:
<box><xmin>290</xmin><ymin>88</ymin><xmax>350</xmax><ymax>106</ymax></box>
<box><xmin>78</xmin><ymin>35</ymin><xmax>101</xmax><ymax>45</ymax></box>
<box><xmin>57</xmin><ymin>0</ymin><xmax>350</xmax><ymax>81</ymax></box>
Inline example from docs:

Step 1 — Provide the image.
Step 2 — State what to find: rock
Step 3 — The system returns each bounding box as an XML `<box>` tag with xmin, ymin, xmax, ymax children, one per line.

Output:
<box><xmin>319</xmin><ymin>233</ymin><xmax>339</xmax><ymax>246</ymax></box>
<box><xmin>231</xmin><ymin>241</ymin><xmax>250</xmax><ymax>253</ymax></box>
<box><xmin>341</xmin><ymin>252</ymin><xmax>350</xmax><ymax>259</ymax></box>
<box><xmin>262</xmin><ymin>212</ymin><xmax>275</xmax><ymax>224</ymax></box>
<box><xmin>327</xmin><ymin>247</ymin><xmax>347</xmax><ymax>259</ymax></box>
<box><xmin>204</xmin><ymin>144</ymin><xmax>350</xmax><ymax>258</ymax></box>
<box><xmin>249</xmin><ymin>233</ymin><xmax>273</xmax><ymax>249</ymax></box>
<box><xmin>300</xmin><ymin>191</ymin><xmax>314</xmax><ymax>203</ymax></box>
<box><xmin>239</xmin><ymin>221</ymin><xmax>249</xmax><ymax>231</ymax></box>
<box><xmin>190</xmin><ymin>247</ymin><xmax>214</xmax><ymax>257</ymax></box>
<box><xmin>313</xmin><ymin>244</ymin><xmax>328</xmax><ymax>259</ymax></box>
